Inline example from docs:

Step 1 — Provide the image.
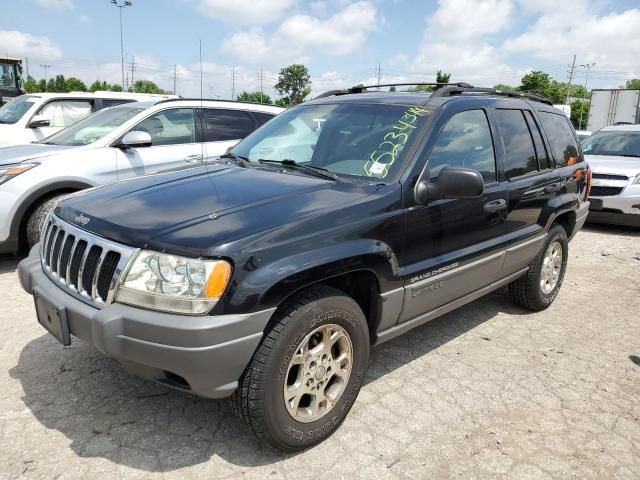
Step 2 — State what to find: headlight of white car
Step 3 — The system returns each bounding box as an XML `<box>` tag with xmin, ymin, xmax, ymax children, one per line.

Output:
<box><xmin>0</xmin><ymin>162</ymin><xmax>38</xmax><ymax>185</ymax></box>
<box><xmin>115</xmin><ymin>250</ymin><xmax>231</xmax><ymax>314</ymax></box>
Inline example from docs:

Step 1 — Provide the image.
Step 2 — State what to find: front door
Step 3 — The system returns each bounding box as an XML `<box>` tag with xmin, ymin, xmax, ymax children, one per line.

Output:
<box><xmin>115</xmin><ymin>107</ymin><xmax>203</xmax><ymax>179</ymax></box>
<box><xmin>400</xmin><ymin>108</ymin><xmax>508</xmax><ymax>322</ymax></box>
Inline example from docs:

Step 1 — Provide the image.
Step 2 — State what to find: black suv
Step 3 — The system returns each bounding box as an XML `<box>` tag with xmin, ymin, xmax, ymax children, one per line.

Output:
<box><xmin>18</xmin><ymin>84</ymin><xmax>591</xmax><ymax>451</ymax></box>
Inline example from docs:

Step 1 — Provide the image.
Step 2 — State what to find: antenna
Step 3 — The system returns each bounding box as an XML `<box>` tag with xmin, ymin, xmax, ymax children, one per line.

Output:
<box><xmin>173</xmin><ymin>64</ymin><xmax>177</xmax><ymax>95</ymax></box>
<box><xmin>199</xmin><ymin>40</ymin><xmax>203</xmax><ymax>100</ymax></box>
<box><xmin>231</xmin><ymin>67</ymin><xmax>236</xmax><ymax>101</ymax></box>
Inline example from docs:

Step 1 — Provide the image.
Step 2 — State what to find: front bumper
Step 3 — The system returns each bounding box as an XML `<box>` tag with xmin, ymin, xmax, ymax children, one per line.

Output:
<box><xmin>18</xmin><ymin>247</ymin><xmax>275</xmax><ymax>399</ymax></box>
<box><xmin>588</xmin><ymin>187</ymin><xmax>640</xmax><ymax>227</ymax></box>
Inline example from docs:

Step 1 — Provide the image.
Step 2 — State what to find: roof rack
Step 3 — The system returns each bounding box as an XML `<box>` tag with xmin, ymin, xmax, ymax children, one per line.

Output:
<box><xmin>315</xmin><ymin>82</ymin><xmax>474</xmax><ymax>99</ymax></box>
<box><xmin>429</xmin><ymin>86</ymin><xmax>553</xmax><ymax>105</ymax></box>
<box><xmin>315</xmin><ymin>82</ymin><xmax>553</xmax><ymax>106</ymax></box>
<box><xmin>154</xmin><ymin>97</ymin><xmax>279</xmax><ymax>107</ymax></box>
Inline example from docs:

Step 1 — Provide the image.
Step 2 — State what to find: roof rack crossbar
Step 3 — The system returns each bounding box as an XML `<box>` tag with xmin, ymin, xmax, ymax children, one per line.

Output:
<box><xmin>314</xmin><ymin>82</ymin><xmax>475</xmax><ymax>99</ymax></box>
<box><xmin>429</xmin><ymin>86</ymin><xmax>553</xmax><ymax>105</ymax></box>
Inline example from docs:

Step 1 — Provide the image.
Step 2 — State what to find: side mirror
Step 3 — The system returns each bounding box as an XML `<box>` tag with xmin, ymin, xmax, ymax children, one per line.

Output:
<box><xmin>118</xmin><ymin>131</ymin><xmax>152</xmax><ymax>148</ymax></box>
<box><xmin>415</xmin><ymin>167</ymin><xmax>484</xmax><ymax>204</ymax></box>
<box><xmin>28</xmin><ymin>115</ymin><xmax>50</xmax><ymax>128</ymax></box>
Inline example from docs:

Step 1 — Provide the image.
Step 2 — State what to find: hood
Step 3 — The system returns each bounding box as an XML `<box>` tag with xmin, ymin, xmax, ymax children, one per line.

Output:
<box><xmin>55</xmin><ymin>163</ymin><xmax>375</xmax><ymax>256</ymax></box>
<box><xmin>0</xmin><ymin>143</ymin><xmax>76</xmax><ymax>166</ymax></box>
<box><xmin>585</xmin><ymin>154</ymin><xmax>640</xmax><ymax>177</ymax></box>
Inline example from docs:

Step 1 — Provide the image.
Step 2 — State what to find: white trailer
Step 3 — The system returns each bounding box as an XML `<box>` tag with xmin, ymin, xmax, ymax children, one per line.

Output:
<box><xmin>587</xmin><ymin>89</ymin><xmax>640</xmax><ymax>132</ymax></box>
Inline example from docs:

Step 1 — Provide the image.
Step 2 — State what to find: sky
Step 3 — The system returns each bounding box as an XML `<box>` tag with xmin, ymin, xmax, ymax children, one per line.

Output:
<box><xmin>2</xmin><ymin>0</ymin><xmax>640</xmax><ymax>99</ymax></box>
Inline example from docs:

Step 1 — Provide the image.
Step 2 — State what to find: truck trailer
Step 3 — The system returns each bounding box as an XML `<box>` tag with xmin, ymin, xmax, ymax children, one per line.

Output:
<box><xmin>587</xmin><ymin>88</ymin><xmax>640</xmax><ymax>132</ymax></box>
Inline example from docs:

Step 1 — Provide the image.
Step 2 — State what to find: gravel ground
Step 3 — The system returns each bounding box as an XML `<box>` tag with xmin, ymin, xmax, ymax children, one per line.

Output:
<box><xmin>0</xmin><ymin>224</ymin><xmax>639</xmax><ymax>480</ymax></box>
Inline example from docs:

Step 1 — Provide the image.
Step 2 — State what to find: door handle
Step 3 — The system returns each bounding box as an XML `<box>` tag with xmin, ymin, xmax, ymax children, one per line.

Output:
<box><xmin>483</xmin><ymin>199</ymin><xmax>507</xmax><ymax>214</ymax></box>
<box><xmin>544</xmin><ymin>183</ymin><xmax>561</xmax><ymax>194</ymax></box>
<box><xmin>184</xmin><ymin>154</ymin><xmax>202</xmax><ymax>163</ymax></box>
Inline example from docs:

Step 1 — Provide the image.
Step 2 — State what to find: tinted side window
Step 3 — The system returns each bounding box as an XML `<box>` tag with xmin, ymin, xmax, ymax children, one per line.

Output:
<box><xmin>524</xmin><ymin>111</ymin><xmax>550</xmax><ymax>170</ymax></box>
<box><xmin>251</xmin><ymin>111</ymin><xmax>276</xmax><ymax>126</ymax></box>
<box><xmin>133</xmin><ymin>108</ymin><xmax>195</xmax><ymax>146</ymax></box>
<box><xmin>495</xmin><ymin>109</ymin><xmax>538</xmax><ymax>178</ymax></box>
<box><xmin>538</xmin><ymin>112</ymin><xmax>579</xmax><ymax>167</ymax></box>
<box><xmin>202</xmin><ymin>109</ymin><xmax>256</xmax><ymax>142</ymax></box>
<box><xmin>426</xmin><ymin>109</ymin><xmax>496</xmax><ymax>183</ymax></box>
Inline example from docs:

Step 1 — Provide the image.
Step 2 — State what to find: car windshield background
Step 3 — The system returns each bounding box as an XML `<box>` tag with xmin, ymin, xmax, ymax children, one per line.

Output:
<box><xmin>0</xmin><ymin>95</ymin><xmax>36</xmax><ymax>124</ymax></box>
<box><xmin>232</xmin><ymin>103</ymin><xmax>430</xmax><ymax>180</ymax></box>
<box><xmin>42</xmin><ymin>106</ymin><xmax>145</xmax><ymax>146</ymax></box>
<box><xmin>582</xmin><ymin>131</ymin><xmax>640</xmax><ymax>157</ymax></box>
<box><xmin>426</xmin><ymin>109</ymin><xmax>497</xmax><ymax>183</ymax></box>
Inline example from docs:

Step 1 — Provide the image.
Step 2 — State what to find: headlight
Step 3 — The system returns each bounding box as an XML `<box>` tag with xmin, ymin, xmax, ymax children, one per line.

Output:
<box><xmin>0</xmin><ymin>162</ymin><xmax>38</xmax><ymax>185</ymax></box>
<box><xmin>115</xmin><ymin>250</ymin><xmax>231</xmax><ymax>314</ymax></box>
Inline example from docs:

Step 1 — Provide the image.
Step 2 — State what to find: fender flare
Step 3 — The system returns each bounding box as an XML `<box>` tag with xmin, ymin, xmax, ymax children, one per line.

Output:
<box><xmin>228</xmin><ymin>239</ymin><xmax>401</xmax><ymax>313</ymax></box>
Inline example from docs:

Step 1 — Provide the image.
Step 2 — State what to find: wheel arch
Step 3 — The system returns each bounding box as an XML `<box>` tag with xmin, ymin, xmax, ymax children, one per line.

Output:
<box><xmin>12</xmin><ymin>181</ymin><xmax>94</xmax><ymax>247</ymax></box>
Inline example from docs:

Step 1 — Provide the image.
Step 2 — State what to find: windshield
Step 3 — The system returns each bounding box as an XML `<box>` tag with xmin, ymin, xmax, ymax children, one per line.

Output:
<box><xmin>582</xmin><ymin>131</ymin><xmax>640</xmax><ymax>157</ymax></box>
<box><xmin>232</xmin><ymin>103</ymin><xmax>431</xmax><ymax>180</ymax></box>
<box><xmin>0</xmin><ymin>95</ymin><xmax>36</xmax><ymax>124</ymax></box>
<box><xmin>42</xmin><ymin>105</ymin><xmax>145</xmax><ymax>146</ymax></box>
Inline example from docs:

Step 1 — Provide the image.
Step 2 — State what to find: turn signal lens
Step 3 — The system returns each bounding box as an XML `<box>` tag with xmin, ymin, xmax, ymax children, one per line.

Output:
<box><xmin>206</xmin><ymin>261</ymin><xmax>232</xmax><ymax>299</ymax></box>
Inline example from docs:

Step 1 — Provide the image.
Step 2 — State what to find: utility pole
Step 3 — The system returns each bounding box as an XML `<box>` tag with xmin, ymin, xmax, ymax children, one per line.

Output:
<box><xmin>578</xmin><ymin>63</ymin><xmax>596</xmax><ymax>130</ymax></box>
<box><xmin>565</xmin><ymin>54</ymin><xmax>576</xmax><ymax>104</ymax></box>
<box><xmin>40</xmin><ymin>64</ymin><xmax>51</xmax><ymax>91</ymax></box>
<box><xmin>259</xmin><ymin>67</ymin><xmax>265</xmax><ymax>103</ymax></box>
<box><xmin>128</xmin><ymin>55</ymin><xmax>136</xmax><ymax>90</ymax></box>
<box><xmin>173</xmin><ymin>64</ymin><xmax>177</xmax><ymax>95</ymax></box>
<box><xmin>375</xmin><ymin>62</ymin><xmax>382</xmax><ymax>91</ymax></box>
<box><xmin>110</xmin><ymin>1</ymin><xmax>133</xmax><ymax>92</ymax></box>
<box><xmin>231</xmin><ymin>67</ymin><xmax>236</xmax><ymax>101</ymax></box>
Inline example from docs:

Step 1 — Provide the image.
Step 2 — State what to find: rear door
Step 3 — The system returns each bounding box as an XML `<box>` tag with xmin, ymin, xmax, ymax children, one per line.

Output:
<box><xmin>399</xmin><ymin>106</ymin><xmax>508</xmax><ymax>322</ymax></box>
<box><xmin>200</xmin><ymin>108</ymin><xmax>258</xmax><ymax>159</ymax></box>
<box><xmin>114</xmin><ymin>107</ymin><xmax>202</xmax><ymax>178</ymax></box>
<box><xmin>493</xmin><ymin>106</ymin><xmax>561</xmax><ymax>275</ymax></box>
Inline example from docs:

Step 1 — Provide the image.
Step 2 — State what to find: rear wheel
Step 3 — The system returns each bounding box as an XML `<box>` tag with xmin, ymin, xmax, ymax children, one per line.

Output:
<box><xmin>231</xmin><ymin>285</ymin><xmax>370</xmax><ymax>451</ymax></box>
<box><xmin>26</xmin><ymin>194</ymin><xmax>67</xmax><ymax>248</ymax></box>
<box><xmin>509</xmin><ymin>224</ymin><xmax>568</xmax><ymax>311</ymax></box>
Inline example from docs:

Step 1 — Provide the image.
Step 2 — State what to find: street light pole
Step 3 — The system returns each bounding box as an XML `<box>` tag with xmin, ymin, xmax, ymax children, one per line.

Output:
<box><xmin>110</xmin><ymin>0</ymin><xmax>132</xmax><ymax>92</ymax></box>
<box><xmin>578</xmin><ymin>63</ymin><xmax>595</xmax><ymax>131</ymax></box>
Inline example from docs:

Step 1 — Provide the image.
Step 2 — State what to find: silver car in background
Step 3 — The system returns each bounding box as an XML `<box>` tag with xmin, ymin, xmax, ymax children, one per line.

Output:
<box><xmin>583</xmin><ymin>124</ymin><xmax>640</xmax><ymax>226</ymax></box>
<box><xmin>0</xmin><ymin>99</ymin><xmax>283</xmax><ymax>252</ymax></box>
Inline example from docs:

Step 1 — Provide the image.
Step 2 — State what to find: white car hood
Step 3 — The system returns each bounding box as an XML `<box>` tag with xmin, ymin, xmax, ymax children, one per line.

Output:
<box><xmin>0</xmin><ymin>144</ymin><xmax>78</xmax><ymax>166</ymax></box>
<box><xmin>585</xmin><ymin>154</ymin><xmax>640</xmax><ymax>177</ymax></box>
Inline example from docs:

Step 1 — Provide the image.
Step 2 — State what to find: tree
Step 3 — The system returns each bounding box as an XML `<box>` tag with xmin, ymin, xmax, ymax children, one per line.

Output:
<box><xmin>109</xmin><ymin>83</ymin><xmax>123</xmax><ymax>92</ymax></box>
<box><xmin>24</xmin><ymin>76</ymin><xmax>39</xmax><ymax>93</ymax></box>
<box><xmin>130</xmin><ymin>80</ymin><xmax>166</xmax><ymax>94</ymax></box>
<box><xmin>570</xmin><ymin>99</ymin><xmax>590</xmax><ymax>129</ymax></box>
<box><xmin>519</xmin><ymin>71</ymin><xmax>567</xmax><ymax>104</ymax></box>
<box><xmin>275</xmin><ymin>98</ymin><xmax>290</xmax><ymax>108</ymax></box>
<box><xmin>65</xmin><ymin>77</ymin><xmax>87</xmax><ymax>92</ymax></box>
<box><xmin>46</xmin><ymin>78</ymin><xmax>56</xmax><ymax>92</ymax></box>
<box><xmin>275</xmin><ymin>64</ymin><xmax>311</xmax><ymax>106</ymax></box>
<box><xmin>53</xmin><ymin>75</ymin><xmax>66</xmax><ymax>93</ymax></box>
<box><xmin>389</xmin><ymin>86</ymin><xmax>396</xmax><ymax>92</ymax></box>
<box><xmin>89</xmin><ymin>80</ymin><xmax>109</xmax><ymax>92</ymax></box>
<box><xmin>236</xmin><ymin>91</ymin><xmax>273</xmax><ymax>104</ymax></box>
<box><xmin>493</xmin><ymin>83</ymin><xmax>516</xmax><ymax>91</ymax></box>
<box><xmin>433</xmin><ymin>70</ymin><xmax>451</xmax><ymax>90</ymax></box>
<box><xmin>625</xmin><ymin>79</ymin><xmax>640</xmax><ymax>90</ymax></box>
<box><xmin>38</xmin><ymin>79</ymin><xmax>47</xmax><ymax>92</ymax></box>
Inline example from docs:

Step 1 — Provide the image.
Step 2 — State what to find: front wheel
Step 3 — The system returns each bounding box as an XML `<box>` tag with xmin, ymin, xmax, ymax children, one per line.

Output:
<box><xmin>509</xmin><ymin>224</ymin><xmax>568</xmax><ymax>311</ymax></box>
<box><xmin>26</xmin><ymin>194</ymin><xmax>68</xmax><ymax>248</ymax></box>
<box><xmin>231</xmin><ymin>285</ymin><xmax>370</xmax><ymax>451</ymax></box>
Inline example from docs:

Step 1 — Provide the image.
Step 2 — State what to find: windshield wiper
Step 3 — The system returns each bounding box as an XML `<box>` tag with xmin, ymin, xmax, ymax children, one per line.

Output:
<box><xmin>617</xmin><ymin>154</ymin><xmax>640</xmax><ymax>158</ymax></box>
<box><xmin>219</xmin><ymin>152</ymin><xmax>251</xmax><ymax>168</ymax></box>
<box><xmin>258</xmin><ymin>159</ymin><xmax>342</xmax><ymax>181</ymax></box>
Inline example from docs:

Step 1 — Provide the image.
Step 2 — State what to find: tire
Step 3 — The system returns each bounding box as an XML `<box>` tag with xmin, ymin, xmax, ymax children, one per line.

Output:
<box><xmin>231</xmin><ymin>285</ymin><xmax>370</xmax><ymax>451</ymax></box>
<box><xmin>26</xmin><ymin>194</ymin><xmax>66</xmax><ymax>248</ymax></box>
<box><xmin>509</xmin><ymin>224</ymin><xmax>568</xmax><ymax>311</ymax></box>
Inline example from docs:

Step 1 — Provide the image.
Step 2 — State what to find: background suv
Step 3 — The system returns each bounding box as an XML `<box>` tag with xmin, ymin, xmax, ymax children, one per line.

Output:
<box><xmin>583</xmin><ymin>124</ymin><xmax>640</xmax><ymax>226</ymax></box>
<box><xmin>0</xmin><ymin>91</ymin><xmax>177</xmax><ymax>147</ymax></box>
<box><xmin>0</xmin><ymin>98</ymin><xmax>283</xmax><ymax>252</ymax></box>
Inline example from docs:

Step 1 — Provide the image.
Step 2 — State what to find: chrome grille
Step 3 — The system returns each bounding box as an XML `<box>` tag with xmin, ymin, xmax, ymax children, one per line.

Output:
<box><xmin>592</xmin><ymin>173</ymin><xmax>628</xmax><ymax>181</ymax></box>
<box><xmin>40</xmin><ymin>214</ymin><xmax>136</xmax><ymax>307</ymax></box>
<box><xmin>589</xmin><ymin>186</ymin><xmax>624</xmax><ymax>197</ymax></box>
